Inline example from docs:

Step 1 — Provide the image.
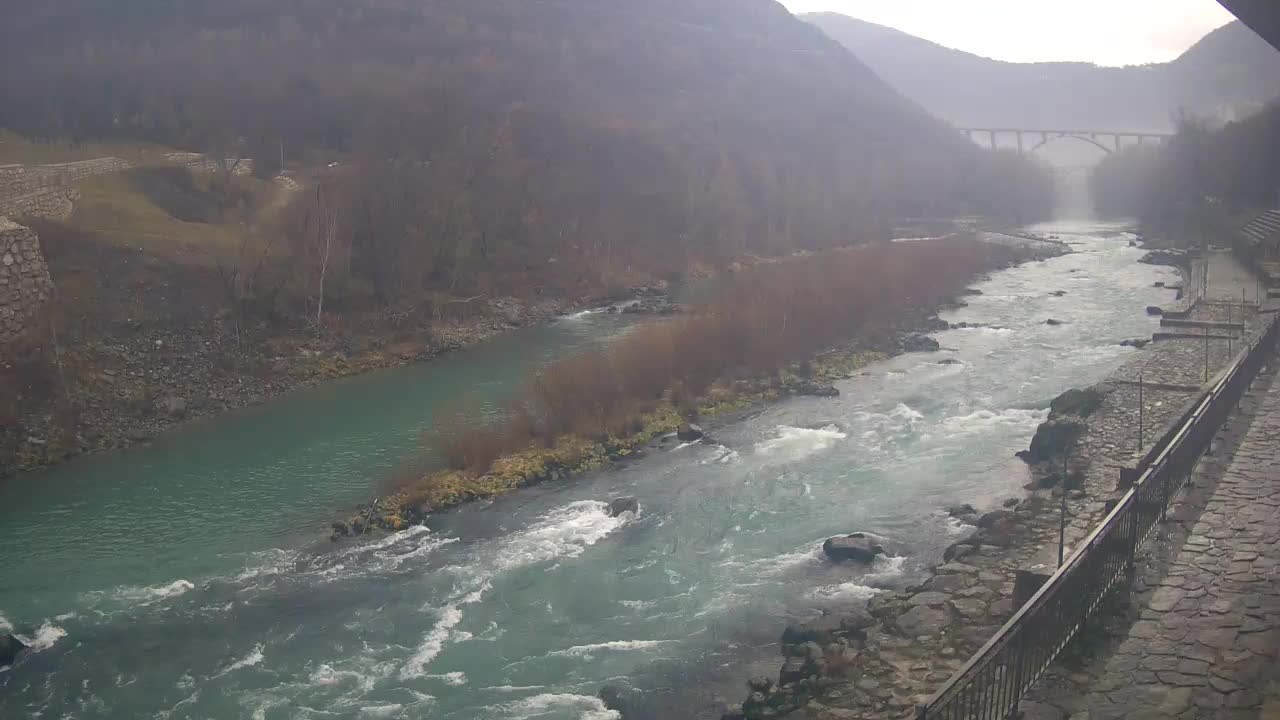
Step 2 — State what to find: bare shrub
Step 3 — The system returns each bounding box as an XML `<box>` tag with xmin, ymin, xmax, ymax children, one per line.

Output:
<box><xmin>428</xmin><ymin>237</ymin><xmax>1020</xmax><ymax>474</ymax></box>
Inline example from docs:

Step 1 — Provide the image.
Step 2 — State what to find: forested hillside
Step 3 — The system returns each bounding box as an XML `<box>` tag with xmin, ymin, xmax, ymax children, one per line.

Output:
<box><xmin>807</xmin><ymin>14</ymin><xmax>1280</xmax><ymax>132</ymax></box>
<box><xmin>1</xmin><ymin>0</ymin><xmax>1052</xmax><ymax>302</ymax></box>
<box><xmin>1091</xmin><ymin>102</ymin><xmax>1280</xmax><ymax>245</ymax></box>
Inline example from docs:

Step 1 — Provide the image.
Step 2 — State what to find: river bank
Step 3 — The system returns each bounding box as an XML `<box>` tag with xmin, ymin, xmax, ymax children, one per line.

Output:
<box><xmin>2</xmin><ymin>293</ymin><xmax>581</xmax><ymax>477</ymax></box>
<box><xmin>721</xmin><ymin>248</ymin><xmax>1261</xmax><ymax>720</ymax></box>
<box><xmin>1</xmin><ymin>222</ymin><xmax>1185</xmax><ymax>720</ymax></box>
<box><xmin>349</xmin><ymin>237</ymin><xmax>1062</xmax><ymax>539</ymax></box>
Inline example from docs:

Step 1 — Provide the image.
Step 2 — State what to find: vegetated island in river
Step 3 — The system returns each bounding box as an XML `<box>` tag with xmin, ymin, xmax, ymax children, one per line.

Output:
<box><xmin>335</xmin><ymin>235</ymin><xmax>1062</xmax><ymax>539</ymax></box>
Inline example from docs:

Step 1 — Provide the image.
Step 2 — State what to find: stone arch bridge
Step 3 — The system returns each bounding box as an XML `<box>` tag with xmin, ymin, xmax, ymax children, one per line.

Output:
<box><xmin>960</xmin><ymin>128</ymin><xmax>1174</xmax><ymax>154</ymax></box>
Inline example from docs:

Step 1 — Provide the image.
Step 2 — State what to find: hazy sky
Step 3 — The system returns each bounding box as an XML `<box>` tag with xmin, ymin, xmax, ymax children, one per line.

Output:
<box><xmin>779</xmin><ymin>0</ymin><xmax>1237</xmax><ymax>66</ymax></box>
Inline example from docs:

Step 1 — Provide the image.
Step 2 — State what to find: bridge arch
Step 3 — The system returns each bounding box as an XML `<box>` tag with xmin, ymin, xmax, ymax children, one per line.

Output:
<box><xmin>1028</xmin><ymin>133</ymin><xmax>1116</xmax><ymax>155</ymax></box>
<box><xmin>960</xmin><ymin>128</ymin><xmax>1171</xmax><ymax>156</ymax></box>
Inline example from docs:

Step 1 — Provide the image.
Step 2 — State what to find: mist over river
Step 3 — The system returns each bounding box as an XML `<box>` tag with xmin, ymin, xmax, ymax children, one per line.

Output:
<box><xmin>0</xmin><ymin>222</ymin><xmax>1180</xmax><ymax>720</ymax></box>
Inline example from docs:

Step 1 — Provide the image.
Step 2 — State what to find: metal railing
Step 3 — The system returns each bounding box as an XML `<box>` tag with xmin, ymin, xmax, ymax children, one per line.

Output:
<box><xmin>918</xmin><ymin>314</ymin><xmax>1280</xmax><ymax>720</ymax></box>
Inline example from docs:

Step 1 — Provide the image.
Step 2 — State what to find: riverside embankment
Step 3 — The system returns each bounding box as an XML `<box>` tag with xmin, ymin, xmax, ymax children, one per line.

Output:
<box><xmin>728</xmin><ymin>248</ymin><xmax>1267</xmax><ymax>720</ymax></box>
<box><xmin>0</xmin><ymin>222</ymin><xmax>1177</xmax><ymax>720</ymax></box>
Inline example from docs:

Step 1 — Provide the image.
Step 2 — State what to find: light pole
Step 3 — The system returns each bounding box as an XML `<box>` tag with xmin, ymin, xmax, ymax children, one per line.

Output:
<box><xmin>1058</xmin><ymin>449</ymin><xmax>1069</xmax><ymax>568</ymax></box>
<box><xmin>1138</xmin><ymin>372</ymin><xmax>1144</xmax><ymax>453</ymax></box>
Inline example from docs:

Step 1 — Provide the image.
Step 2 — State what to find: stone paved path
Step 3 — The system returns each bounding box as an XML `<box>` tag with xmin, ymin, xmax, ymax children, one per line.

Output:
<box><xmin>1025</xmin><ymin>364</ymin><xmax>1280</xmax><ymax>720</ymax></box>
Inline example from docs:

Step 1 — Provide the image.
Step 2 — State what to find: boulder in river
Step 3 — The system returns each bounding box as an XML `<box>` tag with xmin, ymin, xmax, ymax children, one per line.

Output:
<box><xmin>606</xmin><ymin>497</ymin><xmax>640</xmax><ymax>517</ymax></box>
<box><xmin>1050</xmin><ymin>290</ymin><xmax>1068</xmax><ymax>297</ymax></box>
<box><xmin>1020</xmin><ymin>417</ymin><xmax>1086</xmax><ymax>465</ymax></box>
<box><xmin>977</xmin><ymin>509</ymin><xmax>1015</xmax><ymax>529</ymax></box>
<box><xmin>822</xmin><ymin>532</ymin><xmax>885</xmax><ymax>563</ymax></box>
<box><xmin>1049</xmin><ymin>386</ymin><xmax>1111</xmax><ymax>419</ymax></box>
<box><xmin>677</xmin><ymin>423</ymin><xmax>704</xmax><ymax>442</ymax></box>
<box><xmin>944</xmin><ymin>542</ymin><xmax>978</xmax><ymax>562</ymax></box>
<box><xmin>0</xmin><ymin>633</ymin><xmax>27</xmax><ymax>667</ymax></box>
<box><xmin>898</xmin><ymin>334</ymin><xmax>941</xmax><ymax>353</ymax></box>
<box><xmin>788</xmin><ymin>381</ymin><xmax>839</xmax><ymax>398</ymax></box>
<box><xmin>599</xmin><ymin>684</ymin><xmax>643</xmax><ymax>718</ymax></box>
<box><xmin>1045</xmin><ymin>318</ymin><xmax>1065</xmax><ymax>326</ymax></box>
<box><xmin>947</xmin><ymin>503</ymin><xmax>977</xmax><ymax>519</ymax></box>
<box><xmin>1146</xmin><ymin>306</ymin><xmax>1164</xmax><ymax>316</ymax></box>
<box><xmin>1119</xmin><ymin>338</ymin><xmax>1151</xmax><ymax>349</ymax></box>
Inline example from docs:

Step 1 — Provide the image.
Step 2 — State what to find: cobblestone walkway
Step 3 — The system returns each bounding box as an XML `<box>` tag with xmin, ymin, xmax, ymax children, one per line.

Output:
<box><xmin>1025</xmin><ymin>366</ymin><xmax>1280</xmax><ymax>720</ymax></box>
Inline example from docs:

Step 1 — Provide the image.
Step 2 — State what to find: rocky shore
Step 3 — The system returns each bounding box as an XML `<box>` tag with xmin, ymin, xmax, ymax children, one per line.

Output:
<box><xmin>715</xmin><ymin>248</ymin><xmax>1260</xmax><ymax>720</ymax></box>
<box><xmin>4</xmin><ymin>293</ymin><xmax>604</xmax><ymax>477</ymax></box>
<box><xmin>343</xmin><ymin>242</ymin><xmax>1066</xmax><ymax>539</ymax></box>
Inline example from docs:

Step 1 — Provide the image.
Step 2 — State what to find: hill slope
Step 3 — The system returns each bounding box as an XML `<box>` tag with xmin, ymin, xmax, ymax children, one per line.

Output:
<box><xmin>0</xmin><ymin>0</ymin><xmax>1048</xmax><ymax>285</ymax></box>
<box><xmin>805</xmin><ymin>13</ymin><xmax>1280</xmax><ymax>132</ymax></box>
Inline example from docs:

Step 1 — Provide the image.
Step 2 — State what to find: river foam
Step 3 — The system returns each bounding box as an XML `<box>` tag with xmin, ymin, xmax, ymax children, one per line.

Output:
<box><xmin>220</xmin><ymin>644</ymin><xmax>266</xmax><ymax>675</ymax></box>
<box><xmin>113</xmin><ymin>579</ymin><xmax>196</xmax><ymax>604</ymax></box>
<box><xmin>16</xmin><ymin>621</ymin><xmax>67</xmax><ymax>652</ymax></box>
<box><xmin>500</xmin><ymin>693</ymin><xmax>621</xmax><ymax>719</ymax></box>
<box><xmin>401</xmin><ymin>501</ymin><xmax>634</xmax><ymax>681</ymax></box>
<box><xmin>546</xmin><ymin>639</ymin><xmax>673</xmax><ymax>660</ymax></box>
<box><xmin>400</xmin><ymin>606</ymin><xmax>467</xmax><ymax>680</ymax></box>
<box><xmin>754</xmin><ymin>424</ymin><xmax>847</xmax><ymax>461</ymax></box>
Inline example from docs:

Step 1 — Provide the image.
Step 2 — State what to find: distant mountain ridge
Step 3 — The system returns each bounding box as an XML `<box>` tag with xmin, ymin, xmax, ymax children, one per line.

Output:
<box><xmin>805</xmin><ymin>14</ymin><xmax>1280</xmax><ymax>132</ymax></box>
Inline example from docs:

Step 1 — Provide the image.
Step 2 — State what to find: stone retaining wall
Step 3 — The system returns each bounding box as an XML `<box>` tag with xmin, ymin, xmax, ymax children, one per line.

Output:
<box><xmin>163</xmin><ymin>152</ymin><xmax>254</xmax><ymax>176</ymax></box>
<box><xmin>0</xmin><ymin>188</ymin><xmax>79</xmax><ymax>221</ymax></box>
<box><xmin>0</xmin><ymin>217</ymin><xmax>53</xmax><ymax>343</ymax></box>
<box><xmin>0</xmin><ymin>157</ymin><xmax>133</xmax><ymax>221</ymax></box>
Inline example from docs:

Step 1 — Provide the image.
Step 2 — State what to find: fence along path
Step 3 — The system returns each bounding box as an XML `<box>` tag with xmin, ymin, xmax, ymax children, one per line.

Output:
<box><xmin>918</xmin><ymin>313</ymin><xmax>1280</xmax><ymax>719</ymax></box>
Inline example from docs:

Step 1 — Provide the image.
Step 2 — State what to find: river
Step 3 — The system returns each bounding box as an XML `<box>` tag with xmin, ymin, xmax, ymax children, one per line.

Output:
<box><xmin>0</xmin><ymin>222</ymin><xmax>1179</xmax><ymax>720</ymax></box>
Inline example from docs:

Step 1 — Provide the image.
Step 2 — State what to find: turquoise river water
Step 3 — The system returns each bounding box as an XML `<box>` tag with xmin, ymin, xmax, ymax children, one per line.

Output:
<box><xmin>0</xmin><ymin>222</ymin><xmax>1180</xmax><ymax>719</ymax></box>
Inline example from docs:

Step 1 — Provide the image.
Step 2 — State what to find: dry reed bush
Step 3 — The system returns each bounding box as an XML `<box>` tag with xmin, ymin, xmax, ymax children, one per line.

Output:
<box><xmin>428</xmin><ymin>238</ymin><xmax>1019</xmax><ymax>474</ymax></box>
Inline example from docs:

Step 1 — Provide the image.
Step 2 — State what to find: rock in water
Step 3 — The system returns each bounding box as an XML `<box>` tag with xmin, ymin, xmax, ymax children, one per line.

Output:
<box><xmin>822</xmin><ymin>533</ymin><xmax>885</xmax><ymax>563</ymax></box>
<box><xmin>898</xmin><ymin>334</ymin><xmax>941</xmax><ymax>353</ymax></box>
<box><xmin>789</xmin><ymin>381</ymin><xmax>839</xmax><ymax>398</ymax></box>
<box><xmin>606</xmin><ymin>497</ymin><xmax>639</xmax><ymax>517</ymax></box>
<box><xmin>0</xmin><ymin>633</ymin><xmax>27</xmax><ymax>667</ymax></box>
<box><xmin>677</xmin><ymin>423</ymin><xmax>704</xmax><ymax>442</ymax></box>
<box><xmin>599</xmin><ymin>684</ymin><xmax>643</xmax><ymax>718</ymax></box>
<box><xmin>1049</xmin><ymin>386</ymin><xmax>1110</xmax><ymax>419</ymax></box>
<box><xmin>1021</xmin><ymin>417</ymin><xmax>1086</xmax><ymax>464</ymax></box>
<box><xmin>1045</xmin><ymin>318</ymin><xmax>1065</xmax><ymax>326</ymax></box>
<box><xmin>1146</xmin><ymin>306</ymin><xmax>1164</xmax><ymax>316</ymax></box>
<box><xmin>944</xmin><ymin>542</ymin><xmax>978</xmax><ymax>562</ymax></box>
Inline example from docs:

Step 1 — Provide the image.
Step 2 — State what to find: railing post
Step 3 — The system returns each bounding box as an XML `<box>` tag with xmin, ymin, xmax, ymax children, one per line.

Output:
<box><xmin>1160</xmin><ymin>463</ymin><xmax>1172</xmax><ymax>522</ymax></box>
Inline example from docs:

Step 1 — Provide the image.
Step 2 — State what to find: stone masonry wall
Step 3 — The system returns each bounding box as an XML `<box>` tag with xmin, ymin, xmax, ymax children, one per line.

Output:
<box><xmin>0</xmin><ymin>217</ymin><xmax>53</xmax><ymax>343</ymax></box>
<box><xmin>0</xmin><ymin>158</ymin><xmax>133</xmax><ymax>221</ymax></box>
<box><xmin>163</xmin><ymin>153</ymin><xmax>255</xmax><ymax>176</ymax></box>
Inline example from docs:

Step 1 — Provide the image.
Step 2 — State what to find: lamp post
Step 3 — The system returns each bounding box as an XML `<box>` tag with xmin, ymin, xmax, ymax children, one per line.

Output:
<box><xmin>1138</xmin><ymin>372</ymin><xmax>1144</xmax><ymax>453</ymax></box>
<box><xmin>1058</xmin><ymin>449</ymin><xmax>1069</xmax><ymax>568</ymax></box>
